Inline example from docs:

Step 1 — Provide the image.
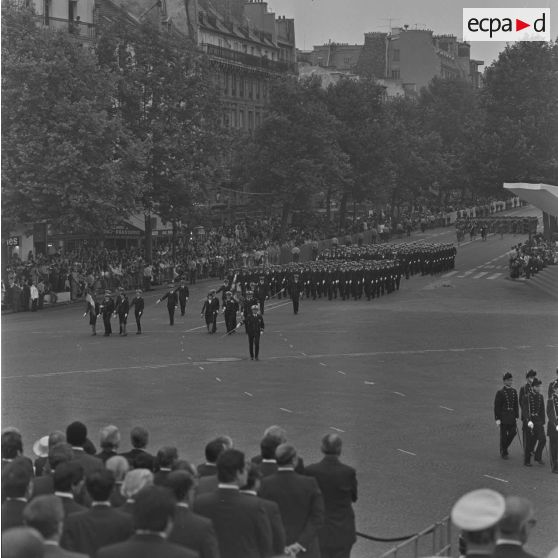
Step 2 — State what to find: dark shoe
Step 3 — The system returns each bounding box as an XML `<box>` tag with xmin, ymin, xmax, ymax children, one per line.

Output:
<box><xmin>501</xmin><ymin>454</ymin><xmax>509</xmax><ymax>460</ymax></box>
<box><xmin>255</xmin><ymin>357</ymin><xmax>259</xmax><ymax>361</ymax></box>
<box><xmin>250</xmin><ymin>357</ymin><xmax>254</xmax><ymax>360</ymax></box>
<box><xmin>136</xmin><ymin>331</ymin><xmax>142</xmax><ymax>335</ymax></box>
<box><xmin>535</xmin><ymin>459</ymin><xmax>545</xmax><ymax>465</ymax></box>
<box><xmin>524</xmin><ymin>463</ymin><xmax>532</xmax><ymax>467</ymax></box>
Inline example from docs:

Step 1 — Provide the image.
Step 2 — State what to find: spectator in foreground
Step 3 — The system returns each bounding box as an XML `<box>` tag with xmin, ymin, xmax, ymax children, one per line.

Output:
<box><xmin>2</xmin><ymin>458</ymin><xmax>34</xmax><ymax>531</ymax></box>
<box><xmin>119</xmin><ymin>468</ymin><xmax>154</xmax><ymax>516</ymax></box>
<box><xmin>23</xmin><ymin>495</ymin><xmax>86</xmax><ymax>558</ymax></box>
<box><xmin>494</xmin><ymin>496</ymin><xmax>538</xmax><ymax>558</ymax></box>
<box><xmin>164</xmin><ymin>470</ymin><xmax>220</xmax><ymax>558</ymax></box>
<box><xmin>120</xmin><ymin>427</ymin><xmax>155</xmax><ymax>471</ymax></box>
<box><xmin>2</xmin><ymin>526</ymin><xmax>44</xmax><ymax>558</ymax></box>
<box><xmin>304</xmin><ymin>434</ymin><xmax>358</xmax><ymax>558</ymax></box>
<box><xmin>96</xmin><ymin>485</ymin><xmax>197</xmax><ymax>558</ymax></box>
<box><xmin>451</xmin><ymin>488</ymin><xmax>505</xmax><ymax>557</ymax></box>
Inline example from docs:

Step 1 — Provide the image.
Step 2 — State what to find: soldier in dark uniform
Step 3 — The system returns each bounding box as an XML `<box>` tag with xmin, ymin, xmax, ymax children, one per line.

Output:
<box><xmin>129</xmin><ymin>289</ymin><xmax>144</xmax><ymax>334</ymax></box>
<box><xmin>548</xmin><ymin>368</ymin><xmax>558</xmax><ymax>399</ymax></box>
<box><xmin>242</xmin><ymin>289</ymin><xmax>258</xmax><ymax>332</ymax></box>
<box><xmin>493</xmin><ymin>372</ymin><xmax>519</xmax><ymax>459</ymax></box>
<box><xmin>157</xmin><ymin>284</ymin><xmax>178</xmax><ymax>326</ymax></box>
<box><xmin>288</xmin><ymin>273</ymin><xmax>303</xmax><ymax>315</ymax></box>
<box><xmin>83</xmin><ymin>290</ymin><xmax>99</xmax><ymax>336</ymax></box>
<box><xmin>201</xmin><ymin>291</ymin><xmax>219</xmax><ymax>333</ymax></box>
<box><xmin>115</xmin><ymin>289</ymin><xmax>130</xmax><ymax>336</ymax></box>
<box><xmin>522</xmin><ymin>377</ymin><xmax>546</xmax><ymax>466</ymax></box>
<box><xmin>215</xmin><ymin>279</ymin><xmax>230</xmax><ymax>306</ymax></box>
<box><xmin>177</xmin><ymin>280</ymin><xmax>190</xmax><ymax>317</ymax></box>
<box><xmin>245</xmin><ymin>304</ymin><xmax>264</xmax><ymax>360</ymax></box>
<box><xmin>519</xmin><ymin>369</ymin><xmax>537</xmax><ymax>421</ymax></box>
<box><xmin>223</xmin><ymin>291</ymin><xmax>239</xmax><ymax>334</ymax></box>
<box><xmin>254</xmin><ymin>276</ymin><xmax>269</xmax><ymax>315</ymax></box>
<box><xmin>100</xmin><ymin>290</ymin><xmax>115</xmax><ymax>337</ymax></box>
<box><xmin>547</xmin><ymin>380</ymin><xmax>558</xmax><ymax>473</ymax></box>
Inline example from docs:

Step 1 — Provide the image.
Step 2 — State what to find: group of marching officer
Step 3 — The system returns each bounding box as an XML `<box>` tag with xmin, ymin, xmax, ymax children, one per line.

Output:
<box><xmin>494</xmin><ymin>368</ymin><xmax>558</xmax><ymax>472</ymax></box>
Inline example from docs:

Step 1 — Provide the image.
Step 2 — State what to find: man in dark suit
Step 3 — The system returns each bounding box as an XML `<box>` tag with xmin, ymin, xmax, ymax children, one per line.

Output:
<box><xmin>128</xmin><ymin>290</ymin><xmax>145</xmax><ymax>334</ymax></box>
<box><xmin>177</xmin><ymin>280</ymin><xmax>190</xmax><ymax>317</ymax></box>
<box><xmin>65</xmin><ymin>422</ymin><xmax>103</xmax><ymax>479</ymax></box>
<box><xmin>61</xmin><ymin>469</ymin><xmax>133</xmax><ymax>555</ymax></box>
<box><xmin>53</xmin><ymin>462</ymin><xmax>87</xmax><ymax>517</ymax></box>
<box><xmin>100</xmin><ymin>291</ymin><xmax>115</xmax><ymax>336</ymax></box>
<box><xmin>304</xmin><ymin>434</ymin><xmax>358</xmax><ymax>558</ymax></box>
<box><xmin>197</xmin><ymin>439</ymin><xmax>225</xmax><ymax>478</ymax></box>
<box><xmin>157</xmin><ymin>284</ymin><xmax>179</xmax><ymax>326</ymax></box>
<box><xmin>164</xmin><ymin>471</ymin><xmax>220</xmax><ymax>558</ymax></box>
<box><xmin>251</xmin><ymin>426</ymin><xmax>305</xmax><ymax>475</ymax></box>
<box><xmin>1</xmin><ymin>458</ymin><xmax>33</xmax><ymax>531</ymax></box>
<box><xmin>96</xmin><ymin>486</ymin><xmax>197</xmax><ymax>558</ymax></box>
<box><xmin>154</xmin><ymin>447</ymin><xmax>178</xmax><ymax>485</ymax></box>
<box><xmin>23</xmin><ymin>495</ymin><xmax>87</xmax><ymax>558</ymax></box>
<box><xmin>494</xmin><ymin>496</ymin><xmax>538</xmax><ymax>558</ymax></box>
<box><xmin>240</xmin><ymin>464</ymin><xmax>285</xmax><ymax>556</ymax></box>
<box><xmin>250</xmin><ymin>436</ymin><xmax>278</xmax><ymax>478</ymax></box>
<box><xmin>259</xmin><ymin>444</ymin><xmax>324</xmax><ymax>558</ymax></box>
<box><xmin>193</xmin><ymin>449</ymin><xmax>272</xmax><ymax>558</ymax></box>
<box><xmin>1</xmin><ymin>526</ymin><xmax>44</xmax><ymax>558</ymax></box>
<box><xmin>245</xmin><ymin>305</ymin><xmax>264</xmax><ymax>361</ymax></box>
<box><xmin>120</xmin><ymin>427</ymin><xmax>155</xmax><ymax>471</ymax></box>
<box><xmin>1</xmin><ymin>430</ymin><xmax>33</xmax><ymax>475</ymax></box>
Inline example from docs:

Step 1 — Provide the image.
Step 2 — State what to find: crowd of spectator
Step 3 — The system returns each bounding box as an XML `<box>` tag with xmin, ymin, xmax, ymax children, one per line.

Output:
<box><xmin>2</xmin><ymin>424</ymin><xmax>556</xmax><ymax>558</ymax></box>
<box><xmin>1</xmin><ymin>423</ymin><xmax>357</xmax><ymax>558</ymax></box>
<box><xmin>508</xmin><ymin>235</ymin><xmax>558</xmax><ymax>279</ymax></box>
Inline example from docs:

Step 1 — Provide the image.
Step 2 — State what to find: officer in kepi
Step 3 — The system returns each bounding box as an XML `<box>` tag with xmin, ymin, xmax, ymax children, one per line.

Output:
<box><xmin>494</xmin><ymin>372</ymin><xmax>519</xmax><ymax>459</ymax></box>
<box><xmin>245</xmin><ymin>304</ymin><xmax>264</xmax><ymax>361</ymax></box>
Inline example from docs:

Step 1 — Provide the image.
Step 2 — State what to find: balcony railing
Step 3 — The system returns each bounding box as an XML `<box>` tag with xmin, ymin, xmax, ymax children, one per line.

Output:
<box><xmin>39</xmin><ymin>16</ymin><xmax>95</xmax><ymax>40</ymax></box>
<box><xmin>201</xmin><ymin>43</ymin><xmax>295</xmax><ymax>74</ymax></box>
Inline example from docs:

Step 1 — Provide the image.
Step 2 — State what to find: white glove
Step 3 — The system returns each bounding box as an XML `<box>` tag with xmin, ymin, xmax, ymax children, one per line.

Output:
<box><xmin>496</xmin><ymin>420</ymin><xmax>501</xmax><ymax>426</ymax></box>
<box><xmin>528</xmin><ymin>421</ymin><xmax>534</xmax><ymax>429</ymax></box>
<box><xmin>555</xmin><ymin>425</ymin><xmax>558</xmax><ymax>432</ymax></box>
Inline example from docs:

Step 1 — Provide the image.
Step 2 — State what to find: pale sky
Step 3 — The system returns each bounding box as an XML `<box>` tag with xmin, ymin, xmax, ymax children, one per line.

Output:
<box><xmin>267</xmin><ymin>0</ymin><xmax>557</xmax><ymax>68</ymax></box>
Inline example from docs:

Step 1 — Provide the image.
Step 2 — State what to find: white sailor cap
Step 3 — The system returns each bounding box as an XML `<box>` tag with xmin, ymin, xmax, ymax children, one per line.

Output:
<box><xmin>451</xmin><ymin>489</ymin><xmax>505</xmax><ymax>531</ymax></box>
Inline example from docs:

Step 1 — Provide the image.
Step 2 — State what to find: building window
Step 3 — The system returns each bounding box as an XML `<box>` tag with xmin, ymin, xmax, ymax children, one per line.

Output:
<box><xmin>239</xmin><ymin>110</ymin><xmax>245</xmax><ymax>129</ymax></box>
<box><xmin>344</xmin><ymin>57</ymin><xmax>351</xmax><ymax>65</ymax></box>
<box><xmin>248</xmin><ymin>111</ymin><xmax>254</xmax><ymax>130</ymax></box>
<box><xmin>43</xmin><ymin>0</ymin><xmax>50</xmax><ymax>23</ymax></box>
<box><xmin>68</xmin><ymin>0</ymin><xmax>77</xmax><ymax>21</ymax></box>
<box><xmin>223</xmin><ymin>73</ymin><xmax>228</xmax><ymax>95</ymax></box>
<box><xmin>393</xmin><ymin>49</ymin><xmax>400</xmax><ymax>62</ymax></box>
<box><xmin>232</xmin><ymin>110</ymin><xmax>237</xmax><ymax>128</ymax></box>
<box><xmin>231</xmin><ymin>74</ymin><xmax>237</xmax><ymax>96</ymax></box>
<box><xmin>255</xmin><ymin>112</ymin><xmax>261</xmax><ymax>127</ymax></box>
<box><xmin>255</xmin><ymin>80</ymin><xmax>260</xmax><ymax>99</ymax></box>
<box><xmin>391</xmin><ymin>69</ymin><xmax>400</xmax><ymax>80</ymax></box>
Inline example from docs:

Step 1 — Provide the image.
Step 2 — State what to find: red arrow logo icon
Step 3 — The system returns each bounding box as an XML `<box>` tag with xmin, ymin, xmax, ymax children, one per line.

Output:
<box><xmin>516</xmin><ymin>18</ymin><xmax>530</xmax><ymax>31</ymax></box>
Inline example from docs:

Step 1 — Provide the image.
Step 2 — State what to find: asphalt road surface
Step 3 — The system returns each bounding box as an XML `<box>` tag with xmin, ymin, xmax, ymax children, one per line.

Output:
<box><xmin>2</xmin><ymin>205</ymin><xmax>557</xmax><ymax>557</ymax></box>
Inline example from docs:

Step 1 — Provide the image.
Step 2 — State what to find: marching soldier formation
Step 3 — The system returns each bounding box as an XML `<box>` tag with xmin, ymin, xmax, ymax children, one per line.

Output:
<box><xmin>493</xmin><ymin>368</ymin><xmax>558</xmax><ymax>473</ymax></box>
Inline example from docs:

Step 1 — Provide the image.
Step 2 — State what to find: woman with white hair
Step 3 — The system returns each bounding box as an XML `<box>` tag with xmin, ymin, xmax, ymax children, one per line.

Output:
<box><xmin>119</xmin><ymin>469</ymin><xmax>154</xmax><ymax>515</ymax></box>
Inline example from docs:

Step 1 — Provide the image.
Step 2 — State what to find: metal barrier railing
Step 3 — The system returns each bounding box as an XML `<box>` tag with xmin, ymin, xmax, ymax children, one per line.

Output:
<box><xmin>372</xmin><ymin>516</ymin><xmax>452</xmax><ymax>558</ymax></box>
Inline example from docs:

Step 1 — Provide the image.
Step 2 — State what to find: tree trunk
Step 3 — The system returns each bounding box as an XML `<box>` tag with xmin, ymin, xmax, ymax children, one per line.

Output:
<box><xmin>144</xmin><ymin>213</ymin><xmax>152</xmax><ymax>264</ymax></box>
<box><xmin>280</xmin><ymin>202</ymin><xmax>290</xmax><ymax>242</ymax></box>
<box><xmin>339</xmin><ymin>192</ymin><xmax>348</xmax><ymax>230</ymax></box>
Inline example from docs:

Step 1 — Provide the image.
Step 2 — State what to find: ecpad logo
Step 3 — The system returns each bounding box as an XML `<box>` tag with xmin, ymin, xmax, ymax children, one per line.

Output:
<box><xmin>463</xmin><ymin>8</ymin><xmax>550</xmax><ymax>41</ymax></box>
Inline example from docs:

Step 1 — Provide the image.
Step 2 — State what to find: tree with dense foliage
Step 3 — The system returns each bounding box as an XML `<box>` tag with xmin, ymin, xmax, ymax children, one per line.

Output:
<box><xmin>232</xmin><ymin>75</ymin><xmax>352</xmax><ymax>238</ymax></box>
<box><xmin>1</xmin><ymin>2</ymin><xmax>142</xmax><ymax>236</ymax></box>
<box><xmin>96</xmin><ymin>20</ymin><xmax>226</xmax><ymax>260</ymax></box>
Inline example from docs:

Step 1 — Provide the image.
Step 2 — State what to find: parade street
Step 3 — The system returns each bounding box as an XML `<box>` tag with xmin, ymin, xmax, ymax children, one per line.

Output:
<box><xmin>2</xmin><ymin>207</ymin><xmax>557</xmax><ymax>557</ymax></box>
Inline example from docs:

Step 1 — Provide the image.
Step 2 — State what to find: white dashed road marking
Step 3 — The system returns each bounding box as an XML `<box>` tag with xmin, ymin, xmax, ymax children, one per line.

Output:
<box><xmin>442</xmin><ymin>271</ymin><xmax>458</xmax><ymax>278</ymax></box>
<box><xmin>280</xmin><ymin>407</ymin><xmax>293</xmax><ymax>413</ymax></box>
<box><xmin>473</xmin><ymin>272</ymin><xmax>489</xmax><ymax>279</ymax></box>
<box><xmin>393</xmin><ymin>391</ymin><xmax>406</xmax><ymax>397</ymax></box>
<box><xmin>244</xmin><ymin>392</ymin><xmax>253</xmax><ymax>397</ymax></box>
<box><xmin>439</xmin><ymin>406</ymin><xmax>454</xmax><ymax>411</ymax></box>
<box><xmin>483</xmin><ymin>475</ymin><xmax>508</xmax><ymax>483</ymax></box>
<box><xmin>486</xmin><ymin>273</ymin><xmax>502</xmax><ymax>280</ymax></box>
<box><xmin>364</xmin><ymin>381</ymin><xmax>375</xmax><ymax>385</ymax></box>
<box><xmin>330</xmin><ymin>427</ymin><xmax>345</xmax><ymax>433</ymax></box>
<box><xmin>397</xmin><ymin>449</ymin><xmax>416</xmax><ymax>456</ymax></box>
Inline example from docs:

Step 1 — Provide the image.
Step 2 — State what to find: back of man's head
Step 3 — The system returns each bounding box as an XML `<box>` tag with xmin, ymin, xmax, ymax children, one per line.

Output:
<box><xmin>321</xmin><ymin>434</ymin><xmax>342</xmax><ymax>456</ymax></box>
<box><xmin>133</xmin><ymin>486</ymin><xmax>176</xmax><ymax>533</ymax></box>
<box><xmin>275</xmin><ymin>444</ymin><xmax>297</xmax><ymax>467</ymax></box>
<box><xmin>22</xmin><ymin>495</ymin><xmax>64</xmax><ymax>540</ymax></box>
<box><xmin>106</xmin><ymin>456</ymin><xmax>129</xmax><ymax>482</ymax></box>
<box><xmin>156</xmin><ymin>447</ymin><xmax>178</xmax><ymax>469</ymax></box>
<box><xmin>217</xmin><ymin>449</ymin><xmax>245</xmax><ymax>483</ymax></box>
<box><xmin>48</xmin><ymin>443</ymin><xmax>73</xmax><ymax>471</ymax></box>
<box><xmin>163</xmin><ymin>470</ymin><xmax>195</xmax><ymax>502</ymax></box>
<box><xmin>263</xmin><ymin>425</ymin><xmax>286</xmax><ymax>444</ymax></box>
<box><xmin>204</xmin><ymin>439</ymin><xmax>225</xmax><ymax>464</ymax></box>
<box><xmin>260</xmin><ymin>435</ymin><xmax>280</xmax><ymax>460</ymax></box>
<box><xmin>2</xmin><ymin>458</ymin><xmax>33</xmax><ymax>498</ymax></box>
<box><xmin>498</xmin><ymin>496</ymin><xmax>536</xmax><ymax>544</ymax></box>
<box><xmin>47</xmin><ymin>432</ymin><xmax>66</xmax><ymax>449</ymax></box>
<box><xmin>130</xmin><ymin>427</ymin><xmax>148</xmax><ymax>449</ymax></box>
<box><xmin>53</xmin><ymin>461</ymin><xmax>84</xmax><ymax>493</ymax></box>
<box><xmin>1</xmin><ymin>431</ymin><xmax>23</xmax><ymax>460</ymax></box>
<box><xmin>99</xmin><ymin>425</ymin><xmax>120</xmax><ymax>451</ymax></box>
<box><xmin>1</xmin><ymin>527</ymin><xmax>44</xmax><ymax>558</ymax></box>
<box><xmin>65</xmin><ymin>422</ymin><xmax>87</xmax><ymax>447</ymax></box>
<box><xmin>85</xmin><ymin>469</ymin><xmax>115</xmax><ymax>502</ymax></box>
<box><xmin>242</xmin><ymin>463</ymin><xmax>262</xmax><ymax>491</ymax></box>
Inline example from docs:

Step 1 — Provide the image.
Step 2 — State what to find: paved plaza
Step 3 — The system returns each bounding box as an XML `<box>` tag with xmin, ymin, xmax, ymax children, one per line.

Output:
<box><xmin>2</xmin><ymin>207</ymin><xmax>557</xmax><ymax>557</ymax></box>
